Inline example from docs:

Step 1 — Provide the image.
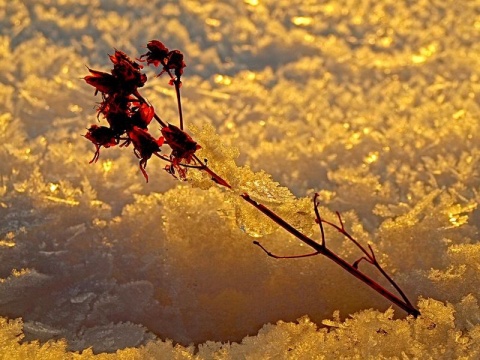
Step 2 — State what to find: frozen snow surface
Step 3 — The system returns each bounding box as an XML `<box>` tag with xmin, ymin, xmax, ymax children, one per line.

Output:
<box><xmin>1</xmin><ymin>0</ymin><xmax>480</xmax><ymax>358</ymax></box>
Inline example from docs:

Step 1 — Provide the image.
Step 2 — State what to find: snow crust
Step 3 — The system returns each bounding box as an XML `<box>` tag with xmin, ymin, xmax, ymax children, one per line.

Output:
<box><xmin>1</xmin><ymin>0</ymin><xmax>479</xmax><ymax>357</ymax></box>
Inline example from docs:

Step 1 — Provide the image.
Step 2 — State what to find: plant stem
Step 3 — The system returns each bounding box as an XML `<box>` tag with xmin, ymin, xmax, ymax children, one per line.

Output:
<box><xmin>240</xmin><ymin>193</ymin><xmax>420</xmax><ymax>317</ymax></box>
<box><xmin>138</xmin><ymin>79</ymin><xmax>419</xmax><ymax>317</ymax></box>
<box><xmin>321</xmin><ymin>216</ymin><xmax>416</xmax><ymax>310</ymax></box>
<box><xmin>192</xmin><ymin>154</ymin><xmax>232</xmax><ymax>188</ymax></box>
<box><xmin>173</xmin><ymin>80</ymin><xmax>184</xmax><ymax>130</ymax></box>
<box><xmin>185</xmin><ymin>154</ymin><xmax>419</xmax><ymax>317</ymax></box>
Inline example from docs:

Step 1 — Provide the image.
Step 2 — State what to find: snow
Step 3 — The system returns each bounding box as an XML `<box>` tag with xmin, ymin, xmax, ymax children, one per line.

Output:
<box><xmin>1</xmin><ymin>0</ymin><xmax>479</xmax><ymax>358</ymax></box>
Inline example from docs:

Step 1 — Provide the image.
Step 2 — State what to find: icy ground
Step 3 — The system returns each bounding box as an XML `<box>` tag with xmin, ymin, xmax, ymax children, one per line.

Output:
<box><xmin>1</xmin><ymin>0</ymin><xmax>480</xmax><ymax>358</ymax></box>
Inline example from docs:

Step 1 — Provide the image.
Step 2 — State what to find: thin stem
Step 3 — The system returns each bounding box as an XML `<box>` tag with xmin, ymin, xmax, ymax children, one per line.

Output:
<box><xmin>353</xmin><ymin>257</ymin><xmax>373</xmax><ymax>268</ymax></box>
<box><xmin>321</xmin><ymin>216</ymin><xmax>415</xmax><ymax>309</ymax></box>
<box><xmin>253</xmin><ymin>241</ymin><xmax>320</xmax><ymax>259</ymax></box>
<box><xmin>371</xmin><ymin>256</ymin><xmax>416</xmax><ymax>310</ymax></box>
<box><xmin>181</xmin><ymin>156</ymin><xmax>419</xmax><ymax>316</ymax></box>
<box><xmin>322</xmin><ymin>215</ymin><xmax>374</xmax><ymax>263</ymax></box>
<box><xmin>241</xmin><ymin>193</ymin><xmax>420</xmax><ymax>318</ymax></box>
<box><xmin>192</xmin><ymin>154</ymin><xmax>231</xmax><ymax>189</ymax></box>
<box><xmin>174</xmin><ymin>79</ymin><xmax>184</xmax><ymax>130</ymax></box>
<box><xmin>162</xmin><ymin>67</ymin><xmax>184</xmax><ymax>130</ymax></box>
<box><xmin>313</xmin><ymin>193</ymin><xmax>326</xmax><ymax>248</ymax></box>
<box><xmin>154</xmin><ymin>154</ymin><xmax>204</xmax><ymax>169</ymax></box>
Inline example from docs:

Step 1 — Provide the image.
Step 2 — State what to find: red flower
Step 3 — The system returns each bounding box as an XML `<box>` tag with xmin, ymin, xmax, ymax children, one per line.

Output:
<box><xmin>161</xmin><ymin>124</ymin><xmax>200</xmax><ymax>162</ymax></box>
<box><xmin>96</xmin><ymin>94</ymin><xmax>134</xmax><ymax>135</ymax></box>
<box><xmin>130</xmin><ymin>102</ymin><xmax>154</xmax><ymax>129</ymax></box>
<box><xmin>140</xmin><ymin>40</ymin><xmax>186</xmax><ymax>83</ymax></box>
<box><xmin>161</xmin><ymin>124</ymin><xmax>200</xmax><ymax>179</ymax></box>
<box><xmin>127</xmin><ymin>126</ymin><xmax>164</xmax><ymax>182</ymax></box>
<box><xmin>84</xmin><ymin>68</ymin><xmax>118</xmax><ymax>95</ymax></box>
<box><xmin>93</xmin><ymin>94</ymin><xmax>154</xmax><ymax>136</ymax></box>
<box><xmin>84</xmin><ymin>125</ymin><xmax>118</xmax><ymax>163</ymax></box>
<box><xmin>96</xmin><ymin>92</ymin><xmax>127</xmax><ymax>116</ymax></box>
<box><xmin>109</xmin><ymin>49</ymin><xmax>142</xmax><ymax>70</ymax></box>
<box><xmin>166</xmin><ymin>50</ymin><xmax>186</xmax><ymax>79</ymax></box>
<box><xmin>140</xmin><ymin>40</ymin><xmax>169</xmax><ymax>67</ymax></box>
<box><xmin>84</xmin><ymin>50</ymin><xmax>146</xmax><ymax>97</ymax></box>
<box><xmin>110</xmin><ymin>50</ymin><xmax>147</xmax><ymax>95</ymax></box>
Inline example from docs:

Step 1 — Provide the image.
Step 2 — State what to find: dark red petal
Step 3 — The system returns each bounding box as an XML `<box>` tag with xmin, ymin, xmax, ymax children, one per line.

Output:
<box><xmin>84</xmin><ymin>125</ymin><xmax>117</xmax><ymax>146</ymax></box>
<box><xmin>139</xmin><ymin>40</ymin><xmax>170</xmax><ymax>68</ymax></box>
<box><xmin>84</xmin><ymin>73</ymin><xmax>117</xmax><ymax>94</ymax></box>
<box><xmin>110</xmin><ymin>49</ymin><xmax>143</xmax><ymax>69</ymax></box>
<box><xmin>139</xmin><ymin>103</ymin><xmax>154</xmax><ymax>126</ymax></box>
<box><xmin>128</xmin><ymin>126</ymin><xmax>162</xmax><ymax>159</ymax></box>
<box><xmin>157</xmin><ymin>136</ymin><xmax>165</xmax><ymax>147</ymax></box>
<box><xmin>147</xmin><ymin>40</ymin><xmax>169</xmax><ymax>53</ymax></box>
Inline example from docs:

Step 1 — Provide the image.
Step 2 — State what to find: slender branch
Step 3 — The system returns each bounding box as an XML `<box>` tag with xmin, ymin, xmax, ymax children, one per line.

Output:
<box><xmin>181</xmin><ymin>154</ymin><xmax>419</xmax><ymax>316</ymax></box>
<box><xmin>353</xmin><ymin>256</ymin><xmax>373</xmax><ymax>268</ymax></box>
<box><xmin>321</xmin><ymin>214</ymin><xmax>415</xmax><ymax>309</ymax></box>
<box><xmin>192</xmin><ymin>154</ymin><xmax>232</xmax><ymax>189</ymax></box>
<box><xmin>240</xmin><ymin>193</ymin><xmax>420</xmax><ymax>317</ymax></box>
<box><xmin>253</xmin><ymin>241</ymin><xmax>320</xmax><ymax>259</ymax></box>
<box><xmin>163</xmin><ymin>68</ymin><xmax>184</xmax><ymax>130</ymax></box>
<box><xmin>313</xmin><ymin>193</ymin><xmax>326</xmax><ymax>248</ymax></box>
<box><xmin>371</xmin><ymin>254</ymin><xmax>417</xmax><ymax>310</ymax></box>
<box><xmin>322</xmin><ymin>214</ymin><xmax>374</xmax><ymax>263</ymax></box>
<box><xmin>173</xmin><ymin>79</ymin><xmax>184</xmax><ymax>130</ymax></box>
<box><xmin>368</xmin><ymin>244</ymin><xmax>376</xmax><ymax>260</ymax></box>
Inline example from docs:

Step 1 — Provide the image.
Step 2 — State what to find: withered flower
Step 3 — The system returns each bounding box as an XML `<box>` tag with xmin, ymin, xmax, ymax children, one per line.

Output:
<box><xmin>140</xmin><ymin>40</ymin><xmax>170</xmax><ymax>67</ymax></box>
<box><xmin>84</xmin><ymin>50</ymin><xmax>146</xmax><ymax>97</ymax></box>
<box><xmin>140</xmin><ymin>40</ymin><xmax>186</xmax><ymax>83</ymax></box>
<box><xmin>166</xmin><ymin>50</ymin><xmax>186</xmax><ymax>80</ymax></box>
<box><xmin>127</xmin><ymin>126</ymin><xmax>164</xmax><ymax>182</ymax></box>
<box><xmin>84</xmin><ymin>125</ymin><xmax>118</xmax><ymax>163</ymax></box>
<box><xmin>130</xmin><ymin>102</ymin><xmax>154</xmax><ymax>129</ymax></box>
<box><xmin>161</xmin><ymin>124</ymin><xmax>201</xmax><ymax>179</ymax></box>
<box><xmin>161</xmin><ymin>124</ymin><xmax>200</xmax><ymax>162</ymax></box>
<box><xmin>84</xmin><ymin>67</ymin><xmax>118</xmax><ymax>95</ymax></box>
<box><xmin>110</xmin><ymin>50</ymin><xmax>147</xmax><ymax>95</ymax></box>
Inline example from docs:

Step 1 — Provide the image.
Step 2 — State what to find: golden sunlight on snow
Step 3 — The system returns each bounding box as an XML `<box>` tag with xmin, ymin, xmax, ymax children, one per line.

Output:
<box><xmin>0</xmin><ymin>0</ymin><xmax>480</xmax><ymax>358</ymax></box>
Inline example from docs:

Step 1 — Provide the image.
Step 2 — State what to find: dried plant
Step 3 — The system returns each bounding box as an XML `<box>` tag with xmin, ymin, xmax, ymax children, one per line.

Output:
<box><xmin>83</xmin><ymin>40</ymin><xmax>420</xmax><ymax>318</ymax></box>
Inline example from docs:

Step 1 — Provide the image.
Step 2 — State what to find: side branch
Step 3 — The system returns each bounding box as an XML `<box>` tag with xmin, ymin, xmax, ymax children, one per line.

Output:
<box><xmin>253</xmin><ymin>241</ymin><xmax>320</xmax><ymax>259</ymax></box>
<box><xmin>240</xmin><ymin>193</ymin><xmax>420</xmax><ymax>317</ymax></box>
<box><xmin>321</xmin><ymin>213</ymin><xmax>416</xmax><ymax>310</ymax></box>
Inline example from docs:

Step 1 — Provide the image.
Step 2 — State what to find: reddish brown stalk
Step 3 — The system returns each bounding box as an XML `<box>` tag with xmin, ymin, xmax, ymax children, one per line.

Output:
<box><xmin>180</xmin><ymin>155</ymin><xmax>420</xmax><ymax>317</ymax></box>
<box><xmin>321</xmin><ymin>211</ymin><xmax>416</xmax><ymax>311</ymax></box>
<box><xmin>192</xmin><ymin>154</ymin><xmax>232</xmax><ymax>188</ymax></box>
<box><xmin>157</xmin><ymin>128</ymin><xmax>419</xmax><ymax>317</ymax></box>
<box><xmin>163</xmin><ymin>67</ymin><xmax>184</xmax><ymax>130</ymax></box>
<box><xmin>241</xmin><ymin>193</ymin><xmax>420</xmax><ymax>318</ymax></box>
<box><xmin>173</xmin><ymin>79</ymin><xmax>184</xmax><ymax>130</ymax></box>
